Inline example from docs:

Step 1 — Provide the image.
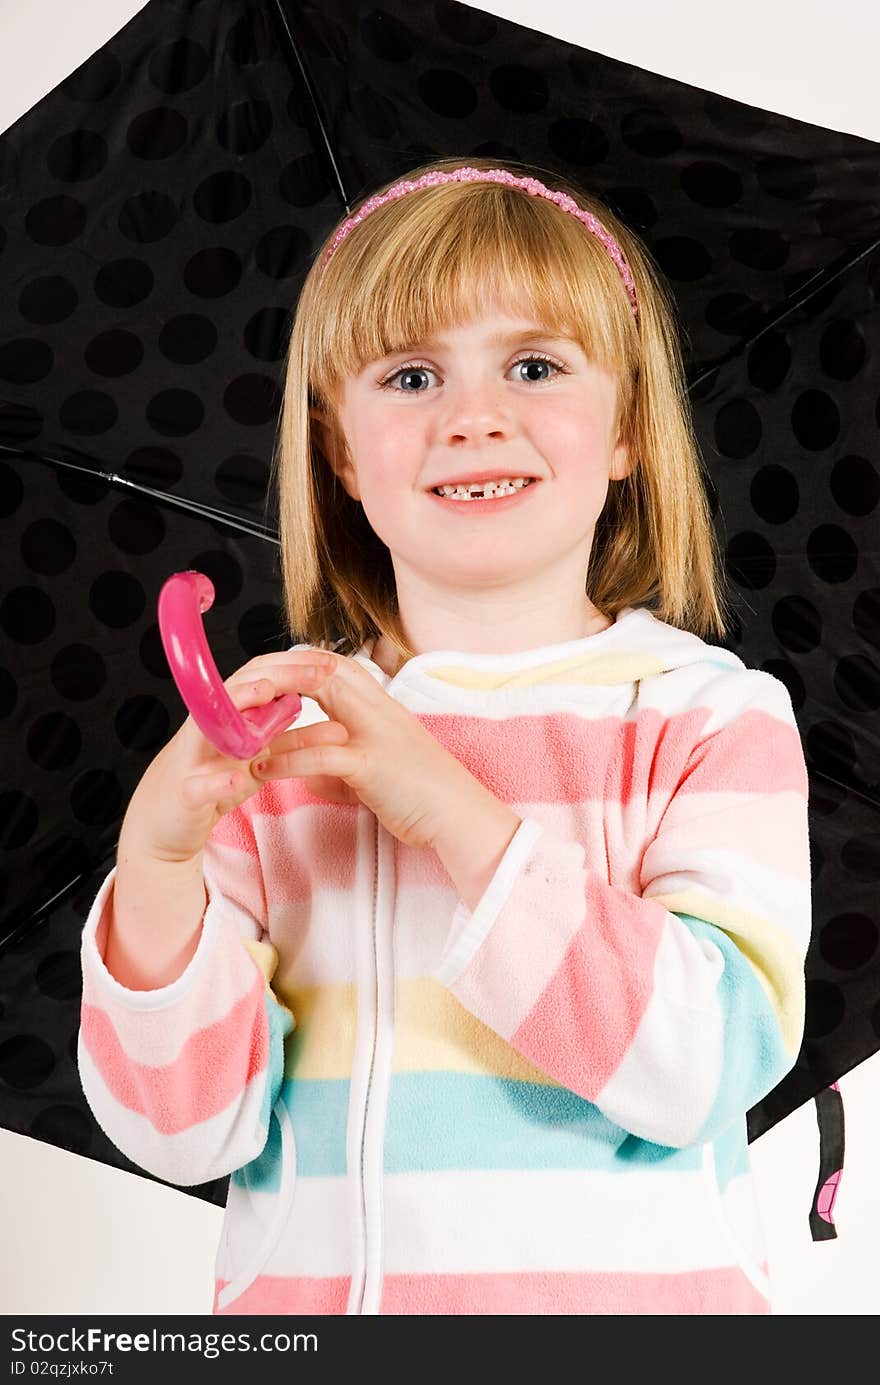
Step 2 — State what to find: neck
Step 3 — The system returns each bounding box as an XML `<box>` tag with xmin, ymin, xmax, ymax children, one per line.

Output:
<box><xmin>365</xmin><ymin>547</ymin><xmax>613</xmax><ymax>673</ymax></box>
<box><xmin>369</xmin><ymin>607</ymin><xmax>612</xmax><ymax>678</ymax></box>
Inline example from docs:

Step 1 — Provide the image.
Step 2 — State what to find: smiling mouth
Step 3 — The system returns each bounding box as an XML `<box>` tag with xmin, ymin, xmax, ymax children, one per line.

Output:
<box><xmin>430</xmin><ymin>478</ymin><xmax>539</xmax><ymax>499</ymax></box>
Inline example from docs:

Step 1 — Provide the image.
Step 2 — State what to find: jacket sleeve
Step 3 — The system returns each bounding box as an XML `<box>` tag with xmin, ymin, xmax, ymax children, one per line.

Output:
<box><xmin>431</xmin><ymin>669</ymin><xmax>811</xmax><ymax>1150</ymax></box>
<box><xmin>77</xmin><ymin>800</ymin><xmax>294</xmax><ymax>1186</ymax></box>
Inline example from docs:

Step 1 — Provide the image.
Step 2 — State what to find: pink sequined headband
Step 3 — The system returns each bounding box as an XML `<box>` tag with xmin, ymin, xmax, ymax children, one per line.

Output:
<box><xmin>320</xmin><ymin>166</ymin><xmax>639</xmax><ymax>321</ymax></box>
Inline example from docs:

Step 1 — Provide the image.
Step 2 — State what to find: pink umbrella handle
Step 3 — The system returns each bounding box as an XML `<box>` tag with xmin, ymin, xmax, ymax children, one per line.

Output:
<box><xmin>158</xmin><ymin>570</ymin><xmax>303</xmax><ymax>761</ymax></box>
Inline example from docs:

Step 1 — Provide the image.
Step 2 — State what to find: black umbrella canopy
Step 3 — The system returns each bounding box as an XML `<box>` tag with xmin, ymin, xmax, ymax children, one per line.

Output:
<box><xmin>0</xmin><ymin>0</ymin><xmax>878</xmax><ymax>1228</ymax></box>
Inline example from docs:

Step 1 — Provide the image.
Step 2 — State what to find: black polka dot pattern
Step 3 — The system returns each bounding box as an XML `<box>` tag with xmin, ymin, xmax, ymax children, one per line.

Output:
<box><xmin>0</xmin><ymin>0</ymin><xmax>878</xmax><ymax>1202</ymax></box>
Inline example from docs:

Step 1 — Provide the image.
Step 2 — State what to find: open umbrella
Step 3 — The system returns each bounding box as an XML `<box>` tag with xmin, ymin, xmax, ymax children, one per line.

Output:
<box><xmin>1</xmin><ymin>0</ymin><xmax>877</xmax><ymax>1241</ymax></box>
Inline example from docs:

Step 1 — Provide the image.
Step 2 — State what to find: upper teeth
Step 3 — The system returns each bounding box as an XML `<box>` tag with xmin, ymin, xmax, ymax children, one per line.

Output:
<box><xmin>434</xmin><ymin>477</ymin><xmax>535</xmax><ymax>498</ymax></box>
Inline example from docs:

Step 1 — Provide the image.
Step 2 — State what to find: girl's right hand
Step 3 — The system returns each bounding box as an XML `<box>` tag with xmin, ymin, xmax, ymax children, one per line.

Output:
<box><xmin>118</xmin><ymin>655</ymin><xmax>346</xmax><ymax>865</ymax></box>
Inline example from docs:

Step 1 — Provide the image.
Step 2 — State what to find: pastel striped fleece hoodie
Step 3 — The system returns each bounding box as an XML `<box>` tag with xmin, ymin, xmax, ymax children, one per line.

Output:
<box><xmin>77</xmin><ymin>604</ymin><xmax>811</xmax><ymax>1316</ymax></box>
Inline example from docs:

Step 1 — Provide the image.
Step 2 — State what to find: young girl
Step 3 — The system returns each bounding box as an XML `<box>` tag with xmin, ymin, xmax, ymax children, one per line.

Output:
<box><xmin>77</xmin><ymin>156</ymin><xmax>811</xmax><ymax>1316</ymax></box>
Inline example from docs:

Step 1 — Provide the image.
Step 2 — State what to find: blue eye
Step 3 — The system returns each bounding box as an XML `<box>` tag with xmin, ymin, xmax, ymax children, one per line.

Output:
<box><xmin>383</xmin><ymin>365</ymin><xmax>432</xmax><ymax>393</ymax></box>
<box><xmin>512</xmin><ymin>357</ymin><xmax>559</xmax><ymax>384</ymax></box>
<box><xmin>378</xmin><ymin>353</ymin><xmax>566</xmax><ymax>392</ymax></box>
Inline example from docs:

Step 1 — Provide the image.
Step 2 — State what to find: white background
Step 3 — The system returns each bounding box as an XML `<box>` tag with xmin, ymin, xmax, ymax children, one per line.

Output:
<box><xmin>1</xmin><ymin>0</ymin><xmax>878</xmax><ymax>1315</ymax></box>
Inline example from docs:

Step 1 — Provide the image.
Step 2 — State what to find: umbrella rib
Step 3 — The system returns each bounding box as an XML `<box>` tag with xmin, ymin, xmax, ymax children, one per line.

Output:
<box><xmin>0</xmin><ymin>852</ymin><xmax>117</xmax><ymax>955</ymax></box>
<box><xmin>1</xmin><ymin>444</ymin><xmax>280</xmax><ymax>542</ymax></box>
<box><xmin>688</xmin><ymin>232</ymin><xmax>880</xmax><ymax>393</ymax></box>
<box><xmin>807</xmin><ymin>767</ymin><xmax>880</xmax><ymax>815</ymax></box>
<box><xmin>268</xmin><ymin>0</ymin><xmax>353</xmax><ymax>215</ymax></box>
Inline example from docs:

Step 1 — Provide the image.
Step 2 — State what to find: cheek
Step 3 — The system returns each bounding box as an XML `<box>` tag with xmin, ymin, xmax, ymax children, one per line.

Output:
<box><xmin>545</xmin><ymin>412</ymin><xmax>609</xmax><ymax>470</ymax></box>
<box><xmin>356</xmin><ymin>413</ymin><xmax>424</xmax><ymax>498</ymax></box>
<box><xmin>355</xmin><ymin>454</ymin><xmax>412</xmax><ymax>537</ymax></box>
<box><xmin>359</xmin><ymin>452</ymin><xmax>405</xmax><ymax>504</ymax></box>
<box><xmin>345</xmin><ymin>420</ymin><xmax>398</xmax><ymax>486</ymax></box>
<box><xmin>556</xmin><ymin>406</ymin><xmax>605</xmax><ymax>444</ymax></box>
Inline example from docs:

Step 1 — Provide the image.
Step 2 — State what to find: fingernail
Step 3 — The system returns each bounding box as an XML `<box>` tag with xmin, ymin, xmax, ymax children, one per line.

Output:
<box><xmin>253</xmin><ymin>760</ymin><xmax>268</xmax><ymax>775</ymax></box>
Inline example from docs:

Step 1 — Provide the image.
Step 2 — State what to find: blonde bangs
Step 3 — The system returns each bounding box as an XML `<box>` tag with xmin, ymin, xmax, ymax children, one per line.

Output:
<box><xmin>307</xmin><ymin>175</ymin><xmax>639</xmax><ymax>414</ymax></box>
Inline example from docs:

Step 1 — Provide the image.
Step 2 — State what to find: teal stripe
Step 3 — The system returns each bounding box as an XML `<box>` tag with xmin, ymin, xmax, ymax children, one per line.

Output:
<box><xmin>382</xmin><ymin>1073</ymin><xmax>704</xmax><ymax>1174</ymax></box>
<box><xmin>233</xmin><ymin>1074</ymin><xmax>352</xmax><ymax>1192</ymax></box>
<box><xmin>682</xmin><ymin>912</ymin><xmax>797</xmax><ymax>1148</ymax></box>
<box><xmin>234</xmin><ymin>1070</ymin><xmax>711</xmax><ymax>1192</ymax></box>
<box><xmin>231</xmin><ymin>990</ymin><xmax>295</xmax><ymax>1193</ymax></box>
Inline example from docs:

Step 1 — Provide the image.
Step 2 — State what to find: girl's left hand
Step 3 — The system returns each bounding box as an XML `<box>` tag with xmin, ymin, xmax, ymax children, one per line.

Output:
<box><xmin>245</xmin><ymin>647</ymin><xmax>469</xmax><ymax>850</ymax></box>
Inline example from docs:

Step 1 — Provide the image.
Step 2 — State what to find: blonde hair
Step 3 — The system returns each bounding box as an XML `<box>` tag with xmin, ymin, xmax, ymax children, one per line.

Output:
<box><xmin>268</xmin><ymin>154</ymin><xmax>735</xmax><ymax>670</ymax></box>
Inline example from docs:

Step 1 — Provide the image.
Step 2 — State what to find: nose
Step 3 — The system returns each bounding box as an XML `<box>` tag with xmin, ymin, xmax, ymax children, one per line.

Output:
<box><xmin>440</xmin><ymin>371</ymin><xmax>513</xmax><ymax>444</ymax></box>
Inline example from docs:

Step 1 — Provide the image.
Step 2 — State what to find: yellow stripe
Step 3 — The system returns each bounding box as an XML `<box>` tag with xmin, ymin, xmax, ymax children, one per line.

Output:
<box><xmin>281</xmin><ymin>980</ymin><xmax>356</xmax><ymax>1079</ymax></box>
<box><xmin>240</xmin><ymin>937</ymin><xmax>295</xmax><ymax>1025</ymax></box>
<box><xmin>394</xmin><ymin>977</ymin><xmax>558</xmax><ymax>1083</ymax></box>
<box><xmin>423</xmin><ymin>651</ymin><xmax>670</xmax><ymax>691</ymax></box>
<box><xmin>648</xmin><ymin>888</ymin><xmax>805</xmax><ymax>1056</ymax></box>
<box><xmin>273</xmin><ymin>976</ymin><xmax>560</xmax><ymax>1083</ymax></box>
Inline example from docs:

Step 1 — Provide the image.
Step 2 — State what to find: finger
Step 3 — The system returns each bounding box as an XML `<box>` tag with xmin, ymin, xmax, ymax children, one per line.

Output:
<box><xmin>250</xmin><ymin>740</ymin><xmax>356</xmax><ymax>783</ymax></box>
<box><xmin>238</xmin><ymin>652</ymin><xmax>381</xmax><ymax>723</ymax></box>
<box><xmin>249</xmin><ymin>721</ymin><xmax>351</xmax><ymax>779</ymax></box>
<box><xmin>226</xmin><ymin>675</ymin><xmax>277</xmax><ymax>710</ymax></box>
<box><xmin>268</xmin><ymin>719</ymin><xmax>350</xmax><ymax>756</ymax></box>
<box><xmin>226</xmin><ymin>665</ymin><xmax>326</xmax><ymax>705</ymax></box>
<box><xmin>236</xmin><ymin>649</ymin><xmax>337</xmax><ymax>676</ymax></box>
<box><xmin>279</xmin><ymin>650</ymin><xmax>387</xmax><ymax>733</ymax></box>
<box><xmin>179</xmin><ymin>764</ymin><xmax>251</xmax><ymax>810</ymax></box>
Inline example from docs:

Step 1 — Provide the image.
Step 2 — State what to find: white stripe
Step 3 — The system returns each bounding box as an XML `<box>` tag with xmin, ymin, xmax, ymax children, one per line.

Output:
<box><xmin>645</xmin><ymin>874</ymin><xmax>808</xmax><ymax>966</ymax></box>
<box><xmin>247</xmin><ymin>1162</ymin><xmax>760</xmax><ymax>1280</ymax></box>
<box><xmin>642</xmin><ymin>797</ymin><xmax>811</xmax><ymax>955</ymax></box>
<box><xmin>595</xmin><ymin>915</ymin><xmax>723</xmax><ymax>1147</ymax></box>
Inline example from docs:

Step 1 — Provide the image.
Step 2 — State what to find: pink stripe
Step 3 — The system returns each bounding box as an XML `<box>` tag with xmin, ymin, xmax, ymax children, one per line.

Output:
<box><xmin>213</xmin><ymin>1266</ymin><xmax>770</xmax><ymax>1314</ymax></box>
<box><xmin>80</xmin><ymin>966</ymin><xmax>270</xmax><ymax>1134</ymax></box>
<box><xmin>218</xmin><ymin>793</ymin><xmax>358</xmax><ymax>906</ymax></box>
<box><xmin>409</xmin><ymin>703</ymin><xmax>805</xmax><ymax>805</ymax></box>
<box><xmin>208</xmin><ymin>802</ymin><xmax>262</xmax><ymax>854</ymax></box>
<box><xmin>381</xmin><ymin>1266</ymin><xmax>771</xmax><ymax>1314</ymax></box>
<box><xmin>214</xmin><ymin>1275</ymin><xmax>351</xmax><ymax>1315</ymax></box>
<box><xmin>457</xmin><ymin>874</ymin><xmax>666</xmax><ymax>1095</ymax></box>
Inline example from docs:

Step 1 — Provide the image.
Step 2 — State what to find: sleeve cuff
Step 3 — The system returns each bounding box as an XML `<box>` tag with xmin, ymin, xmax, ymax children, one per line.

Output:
<box><xmin>433</xmin><ymin>815</ymin><xmax>546</xmax><ymax>988</ymax></box>
<box><xmin>80</xmin><ymin>862</ymin><xmax>221</xmax><ymax>1013</ymax></box>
